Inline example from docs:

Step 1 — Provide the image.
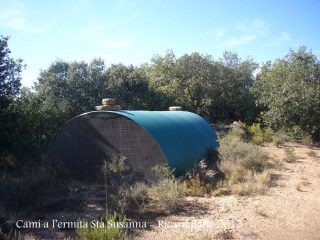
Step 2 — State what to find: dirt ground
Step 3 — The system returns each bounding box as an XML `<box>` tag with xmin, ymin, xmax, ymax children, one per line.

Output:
<box><xmin>136</xmin><ymin>142</ymin><xmax>320</xmax><ymax>240</ymax></box>
<box><xmin>17</xmin><ymin>143</ymin><xmax>320</xmax><ymax>240</ymax></box>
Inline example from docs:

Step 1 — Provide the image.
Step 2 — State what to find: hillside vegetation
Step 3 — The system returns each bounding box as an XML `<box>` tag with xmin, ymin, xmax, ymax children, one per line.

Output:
<box><xmin>1</xmin><ymin>35</ymin><xmax>320</xmax><ymax>239</ymax></box>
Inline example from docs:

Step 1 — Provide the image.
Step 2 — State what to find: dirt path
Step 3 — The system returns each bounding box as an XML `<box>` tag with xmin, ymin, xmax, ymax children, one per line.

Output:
<box><xmin>137</xmin><ymin>143</ymin><xmax>320</xmax><ymax>240</ymax></box>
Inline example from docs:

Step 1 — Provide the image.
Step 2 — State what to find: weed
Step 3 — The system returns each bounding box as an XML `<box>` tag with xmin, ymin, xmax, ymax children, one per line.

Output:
<box><xmin>219</xmin><ymin>132</ymin><xmax>269</xmax><ymax>173</ymax></box>
<box><xmin>272</xmin><ymin>130</ymin><xmax>288</xmax><ymax>147</ymax></box>
<box><xmin>129</xmin><ymin>182</ymin><xmax>150</xmax><ymax>213</ymax></box>
<box><xmin>307</xmin><ymin>151</ymin><xmax>317</xmax><ymax>158</ymax></box>
<box><xmin>151</xmin><ymin>164</ymin><xmax>174</xmax><ymax>181</ymax></box>
<box><xmin>101</xmin><ymin>153</ymin><xmax>133</xmax><ymax>213</ymax></box>
<box><xmin>105</xmin><ymin>153</ymin><xmax>131</xmax><ymax>176</ymax></box>
<box><xmin>77</xmin><ymin>212</ymin><xmax>127</xmax><ymax>240</ymax></box>
<box><xmin>230</xmin><ymin>170</ymin><xmax>270</xmax><ymax>196</ymax></box>
<box><xmin>218</xmin><ymin>130</ymin><xmax>271</xmax><ymax>196</ymax></box>
<box><xmin>295</xmin><ymin>184</ymin><xmax>302</xmax><ymax>191</ymax></box>
<box><xmin>186</xmin><ymin>174</ymin><xmax>208</xmax><ymax>197</ymax></box>
<box><xmin>254</xmin><ymin>170</ymin><xmax>271</xmax><ymax>186</ymax></box>
<box><xmin>231</xmin><ymin>181</ymin><xmax>266</xmax><ymax>196</ymax></box>
<box><xmin>148</xmin><ymin>178</ymin><xmax>187</xmax><ymax>212</ymax></box>
<box><xmin>186</xmin><ymin>160</ymin><xmax>219</xmax><ymax>196</ymax></box>
<box><xmin>212</xmin><ymin>181</ymin><xmax>230</xmax><ymax>196</ymax></box>
<box><xmin>284</xmin><ymin>148</ymin><xmax>297</xmax><ymax>163</ymax></box>
<box><xmin>301</xmin><ymin>135</ymin><xmax>313</xmax><ymax>146</ymax></box>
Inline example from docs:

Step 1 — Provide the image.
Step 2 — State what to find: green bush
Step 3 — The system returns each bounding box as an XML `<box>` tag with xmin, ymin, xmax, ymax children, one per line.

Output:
<box><xmin>240</xmin><ymin>122</ymin><xmax>274</xmax><ymax>145</ymax></box>
<box><xmin>77</xmin><ymin>212</ymin><xmax>127</xmax><ymax>240</ymax></box>
<box><xmin>287</xmin><ymin>126</ymin><xmax>304</xmax><ymax>142</ymax></box>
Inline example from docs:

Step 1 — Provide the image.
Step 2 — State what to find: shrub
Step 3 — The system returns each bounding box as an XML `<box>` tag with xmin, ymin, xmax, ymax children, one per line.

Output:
<box><xmin>129</xmin><ymin>182</ymin><xmax>150</xmax><ymax>213</ymax></box>
<box><xmin>118</xmin><ymin>164</ymin><xmax>187</xmax><ymax>213</ymax></box>
<box><xmin>186</xmin><ymin>174</ymin><xmax>208</xmax><ymax>197</ymax></box>
<box><xmin>77</xmin><ymin>212</ymin><xmax>127</xmax><ymax>240</ymax></box>
<box><xmin>186</xmin><ymin>160</ymin><xmax>219</xmax><ymax>197</ymax></box>
<box><xmin>301</xmin><ymin>134</ymin><xmax>313</xmax><ymax>146</ymax></box>
<box><xmin>148</xmin><ymin>178</ymin><xmax>187</xmax><ymax>212</ymax></box>
<box><xmin>307</xmin><ymin>151</ymin><xmax>318</xmax><ymax>158</ymax></box>
<box><xmin>151</xmin><ymin>164</ymin><xmax>174</xmax><ymax>181</ymax></box>
<box><xmin>240</xmin><ymin>122</ymin><xmax>274</xmax><ymax>145</ymax></box>
<box><xmin>0</xmin><ymin>204</ymin><xmax>15</xmax><ymax>240</ymax></box>
<box><xmin>231</xmin><ymin>181</ymin><xmax>265</xmax><ymax>196</ymax></box>
<box><xmin>105</xmin><ymin>153</ymin><xmax>131</xmax><ymax>176</ymax></box>
<box><xmin>212</xmin><ymin>180</ymin><xmax>231</xmax><ymax>196</ymax></box>
<box><xmin>0</xmin><ymin>162</ymin><xmax>69</xmax><ymax>210</ymax></box>
<box><xmin>287</xmin><ymin>126</ymin><xmax>304</xmax><ymax>142</ymax></box>
<box><xmin>284</xmin><ymin>148</ymin><xmax>297</xmax><ymax>163</ymax></box>
<box><xmin>272</xmin><ymin>130</ymin><xmax>288</xmax><ymax>147</ymax></box>
<box><xmin>254</xmin><ymin>170</ymin><xmax>271</xmax><ymax>186</ymax></box>
<box><xmin>217</xmin><ymin>130</ymin><xmax>271</xmax><ymax>196</ymax></box>
<box><xmin>230</xmin><ymin>170</ymin><xmax>270</xmax><ymax>196</ymax></box>
<box><xmin>219</xmin><ymin>132</ymin><xmax>269</xmax><ymax>173</ymax></box>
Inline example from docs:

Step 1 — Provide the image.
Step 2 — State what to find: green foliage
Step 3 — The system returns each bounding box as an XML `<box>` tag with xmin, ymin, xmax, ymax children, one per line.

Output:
<box><xmin>240</xmin><ymin>122</ymin><xmax>274</xmax><ymax>145</ymax></box>
<box><xmin>253</xmin><ymin>47</ymin><xmax>320</xmax><ymax>140</ymax></box>
<box><xmin>149</xmin><ymin>51</ymin><xmax>258</xmax><ymax>122</ymax></box>
<box><xmin>77</xmin><ymin>212</ymin><xmax>127</xmax><ymax>240</ymax></box>
<box><xmin>0</xmin><ymin>36</ymin><xmax>25</xmax><ymax>153</ymax></box>
<box><xmin>0</xmin><ymin>35</ymin><xmax>24</xmax><ymax>108</ymax></box>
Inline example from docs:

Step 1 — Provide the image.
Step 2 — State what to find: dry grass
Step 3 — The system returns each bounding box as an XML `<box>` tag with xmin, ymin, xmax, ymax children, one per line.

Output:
<box><xmin>231</xmin><ymin>170</ymin><xmax>270</xmax><ymax>196</ymax></box>
<box><xmin>217</xmin><ymin>129</ymin><xmax>271</xmax><ymax>196</ymax></box>
<box><xmin>307</xmin><ymin>150</ymin><xmax>318</xmax><ymax>158</ymax></box>
<box><xmin>148</xmin><ymin>178</ymin><xmax>187</xmax><ymax>212</ymax></box>
<box><xmin>284</xmin><ymin>148</ymin><xmax>297</xmax><ymax>163</ymax></box>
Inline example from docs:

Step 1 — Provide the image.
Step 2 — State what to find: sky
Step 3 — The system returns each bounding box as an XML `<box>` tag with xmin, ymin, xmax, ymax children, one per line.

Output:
<box><xmin>1</xmin><ymin>0</ymin><xmax>320</xmax><ymax>87</ymax></box>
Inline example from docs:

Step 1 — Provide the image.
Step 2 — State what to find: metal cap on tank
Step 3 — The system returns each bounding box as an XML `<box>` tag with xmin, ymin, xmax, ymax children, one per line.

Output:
<box><xmin>169</xmin><ymin>106</ymin><xmax>182</xmax><ymax>111</ymax></box>
<box><xmin>96</xmin><ymin>98</ymin><xmax>122</xmax><ymax>111</ymax></box>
